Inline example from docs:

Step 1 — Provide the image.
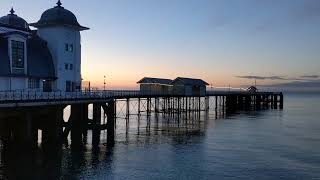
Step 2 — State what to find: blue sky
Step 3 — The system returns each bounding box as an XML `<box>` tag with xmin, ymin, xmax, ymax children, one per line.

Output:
<box><xmin>1</xmin><ymin>0</ymin><xmax>320</xmax><ymax>90</ymax></box>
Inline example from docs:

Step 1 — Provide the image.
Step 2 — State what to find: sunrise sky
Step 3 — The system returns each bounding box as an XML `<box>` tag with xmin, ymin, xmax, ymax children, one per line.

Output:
<box><xmin>1</xmin><ymin>0</ymin><xmax>320</xmax><ymax>90</ymax></box>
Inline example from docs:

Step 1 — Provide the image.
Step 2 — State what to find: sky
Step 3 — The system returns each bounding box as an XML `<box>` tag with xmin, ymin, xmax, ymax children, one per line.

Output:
<box><xmin>1</xmin><ymin>0</ymin><xmax>320</xmax><ymax>91</ymax></box>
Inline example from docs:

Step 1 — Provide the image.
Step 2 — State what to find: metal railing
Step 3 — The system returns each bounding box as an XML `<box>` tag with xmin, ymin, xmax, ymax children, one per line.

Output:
<box><xmin>0</xmin><ymin>90</ymin><xmax>281</xmax><ymax>103</ymax></box>
<box><xmin>0</xmin><ymin>90</ymin><xmax>170</xmax><ymax>102</ymax></box>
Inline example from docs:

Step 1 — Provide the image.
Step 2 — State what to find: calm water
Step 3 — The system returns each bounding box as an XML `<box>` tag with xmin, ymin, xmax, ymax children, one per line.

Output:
<box><xmin>1</xmin><ymin>93</ymin><xmax>320</xmax><ymax>179</ymax></box>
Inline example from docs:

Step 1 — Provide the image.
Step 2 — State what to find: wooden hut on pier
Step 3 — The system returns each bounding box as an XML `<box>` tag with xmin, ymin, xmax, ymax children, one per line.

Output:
<box><xmin>137</xmin><ymin>77</ymin><xmax>173</xmax><ymax>94</ymax></box>
<box><xmin>171</xmin><ymin>77</ymin><xmax>209</xmax><ymax>96</ymax></box>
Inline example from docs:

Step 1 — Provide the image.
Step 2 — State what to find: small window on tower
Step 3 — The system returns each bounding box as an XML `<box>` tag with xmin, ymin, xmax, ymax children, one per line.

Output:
<box><xmin>65</xmin><ymin>63</ymin><xmax>69</xmax><ymax>70</ymax></box>
<box><xmin>69</xmin><ymin>44</ymin><xmax>73</xmax><ymax>52</ymax></box>
<box><xmin>70</xmin><ymin>64</ymin><xmax>73</xmax><ymax>70</ymax></box>
<box><xmin>65</xmin><ymin>43</ymin><xmax>73</xmax><ymax>52</ymax></box>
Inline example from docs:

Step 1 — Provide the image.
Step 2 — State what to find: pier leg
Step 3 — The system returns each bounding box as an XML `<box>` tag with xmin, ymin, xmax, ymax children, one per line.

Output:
<box><xmin>107</xmin><ymin>100</ymin><xmax>115</xmax><ymax>147</ymax></box>
<box><xmin>92</xmin><ymin>103</ymin><xmax>102</xmax><ymax>147</ymax></box>
<box><xmin>147</xmin><ymin>98</ymin><xmax>150</xmax><ymax>116</ymax></box>
<box><xmin>245</xmin><ymin>95</ymin><xmax>251</xmax><ymax>110</ymax></box>
<box><xmin>13</xmin><ymin>112</ymin><xmax>34</xmax><ymax>148</ymax></box>
<box><xmin>155</xmin><ymin>98</ymin><xmax>159</xmax><ymax>113</ymax></box>
<box><xmin>256</xmin><ymin>95</ymin><xmax>261</xmax><ymax>110</ymax></box>
<box><xmin>138</xmin><ymin>98</ymin><xmax>141</xmax><ymax>116</ymax></box>
<box><xmin>205</xmin><ymin>96</ymin><xmax>209</xmax><ymax>111</ymax></box>
<box><xmin>126</xmin><ymin>98</ymin><xmax>130</xmax><ymax>119</ymax></box>
<box><xmin>274</xmin><ymin>95</ymin><xmax>278</xmax><ymax>109</ymax></box>
<box><xmin>279</xmin><ymin>93</ymin><xmax>284</xmax><ymax>109</ymax></box>
<box><xmin>81</xmin><ymin>104</ymin><xmax>89</xmax><ymax>144</ymax></box>
<box><xmin>70</xmin><ymin>104</ymin><xmax>84</xmax><ymax>149</ymax></box>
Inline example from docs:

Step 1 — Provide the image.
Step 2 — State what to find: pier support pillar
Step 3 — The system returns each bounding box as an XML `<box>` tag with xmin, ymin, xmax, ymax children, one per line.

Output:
<box><xmin>245</xmin><ymin>95</ymin><xmax>251</xmax><ymax>110</ymax></box>
<box><xmin>138</xmin><ymin>98</ymin><xmax>141</xmax><ymax>115</ymax></box>
<box><xmin>256</xmin><ymin>95</ymin><xmax>261</xmax><ymax>110</ymax></box>
<box><xmin>42</xmin><ymin>107</ymin><xmax>64</xmax><ymax>148</ymax></box>
<box><xmin>274</xmin><ymin>95</ymin><xmax>278</xmax><ymax>109</ymax></box>
<box><xmin>205</xmin><ymin>96</ymin><xmax>209</xmax><ymax>111</ymax></box>
<box><xmin>8</xmin><ymin>111</ymin><xmax>38</xmax><ymax>149</ymax></box>
<box><xmin>70</xmin><ymin>104</ymin><xmax>85</xmax><ymax>149</ymax></box>
<box><xmin>155</xmin><ymin>98</ymin><xmax>159</xmax><ymax>113</ymax></box>
<box><xmin>126</xmin><ymin>98</ymin><xmax>130</xmax><ymax>119</ymax></box>
<box><xmin>279</xmin><ymin>93</ymin><xmax>284</xmax><ymax>109</ymax></box>
<box><xmin>92</xmin><ymin>103</ymin><xmax>102</xmax><ymax>147</ymax></box>
<box><xmin>107</xmin><ymin>100</ymin><xmax>116</xmax><ymax>147</ymax></box>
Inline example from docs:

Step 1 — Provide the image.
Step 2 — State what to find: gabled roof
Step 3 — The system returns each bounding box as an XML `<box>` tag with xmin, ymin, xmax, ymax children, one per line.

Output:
<box><xmin>172</xmin><ymin>77</ymin><xmax>209</xmax><ymax>86</ymax></box>
<box><xmin>137</xmin><ymin>77</ymin><xmax>173</xmax><ymax>85</ymax></box>
<box><xmin>247</xmin><ymin>86</ymin><xmax>258</xmax><ymax>91</ymax></box>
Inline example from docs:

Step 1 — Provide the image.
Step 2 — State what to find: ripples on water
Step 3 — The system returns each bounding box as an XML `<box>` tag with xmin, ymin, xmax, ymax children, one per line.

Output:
<box><xmin>1</xmin><ymin>93</ymin><xmax>320</xmax><ymax>179</ymax></box>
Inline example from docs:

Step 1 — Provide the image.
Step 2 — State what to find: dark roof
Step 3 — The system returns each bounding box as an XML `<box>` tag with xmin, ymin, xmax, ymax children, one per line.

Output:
<box><xmin>27</xmin><ymin>34</ymin><xmax>56</xmax><ymax>79</ymax></box>
<box><xmin>172</xmin><ymin>77</ymin><xmax>209</xmax><ymax>86</ymax></box>
<box><xmin>247</xmin><ymin>86</ymin><xmax>258</xmax><ymax>91</ymax></box>
<box><xmin>0</xmin><ymin>8</ymin><xmax>30</xmax><ymax>31</ymax></box>
<box><xmin>137</xmin><ymin>77</ymin><xmax>173</xmax><ymax>85</ymax></box>
<box><xmin>0</xmin><ymin>26</ymin><xmax>30</xmax><ymax>37</ymax></box>
<box><xmin>30</xmin><ymin>1</ymin><xmax>89</xmax><ymax>31</ymax></box>
<box><xmin>0</xmin><ymin>37</ymin><xmax>11</xmax><ymax>76</ymax></box>
<box><xmin>0</xmin><ymin>31</ymin><xmax>56</xmax><ymax>79</ymax></box>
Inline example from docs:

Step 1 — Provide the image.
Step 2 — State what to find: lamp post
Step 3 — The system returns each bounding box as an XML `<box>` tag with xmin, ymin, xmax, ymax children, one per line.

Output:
<box><xmin>103</xmin><ymin>75</ymin><xmax>106</xmax><ymax>91</ymax></box>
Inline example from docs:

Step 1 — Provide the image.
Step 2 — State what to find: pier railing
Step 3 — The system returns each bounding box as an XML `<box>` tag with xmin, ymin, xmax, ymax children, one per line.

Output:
<box><xmin>0</xmin><ymin>90</ymin><xmax>282</xmax><ymax>103</ymax></box>
<box><xmin>0</xmin><ymin>90</ymin><xmax>157</xmax><ymax>101</ymax></box>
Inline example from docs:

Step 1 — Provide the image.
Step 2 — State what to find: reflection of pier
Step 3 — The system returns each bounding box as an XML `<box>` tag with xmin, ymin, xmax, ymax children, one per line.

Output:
<box><xmin>0</xmin><ymin>90</ymin><xmax>283</xmax><ymax>149</ymax></box>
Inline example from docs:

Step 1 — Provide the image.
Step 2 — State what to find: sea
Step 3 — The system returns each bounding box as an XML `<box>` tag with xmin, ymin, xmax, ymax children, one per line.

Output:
<box><xmin>0</xmin><ymin>93</ymin><xmax>320</xmax><ymax>180</ymax></box>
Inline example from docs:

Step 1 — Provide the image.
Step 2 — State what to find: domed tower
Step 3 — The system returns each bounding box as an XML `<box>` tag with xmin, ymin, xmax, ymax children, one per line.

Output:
<box><xmin>30</xmin><ymin>0</ymin><xmax>89</xmax><ymax>92</ymax></box>
<box><xmin>0</xmin><ymin>8</ymin><xmax>30</xmax><ymax>31</ymax></box>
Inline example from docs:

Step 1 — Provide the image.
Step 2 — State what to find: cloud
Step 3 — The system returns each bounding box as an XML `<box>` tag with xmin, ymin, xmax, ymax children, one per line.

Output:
<box><xmin>236</xmin><ymin>75</ymin><xmax>286</xmax><ymax>80</ymax></box>
<box><xmin>264</xmin><ymin>80</ymin><xmax>320</xmax><ymax>88</ymax></box>
<box><xmin>300</xmin><ymin>75</ymin><xmax>319</xmax><ymax>79</ymax></box>
<box><xmin>293</xmin><ymin>0</ymin><xmax>320</xmax><ymax>22</ymax></box>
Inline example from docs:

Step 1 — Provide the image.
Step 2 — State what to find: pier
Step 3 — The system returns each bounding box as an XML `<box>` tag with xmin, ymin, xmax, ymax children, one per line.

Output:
<box><xmin>0</xmin><ymin>90</ymin><xmax>283</xmax><ymax>149</ymax></box>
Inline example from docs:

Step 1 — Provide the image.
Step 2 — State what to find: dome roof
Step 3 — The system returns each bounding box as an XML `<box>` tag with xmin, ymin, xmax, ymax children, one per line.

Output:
<box><xmin>30</xmin><ymin>1</ymin><xmax>89</xmax><ymax>31</ymax></box>
<box><xmin>0</xmin><ymin>8</ymin><xmax>30</xmax><ymax>31</ymax></box>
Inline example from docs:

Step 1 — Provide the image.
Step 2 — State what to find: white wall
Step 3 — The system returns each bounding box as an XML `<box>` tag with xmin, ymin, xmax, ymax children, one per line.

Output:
<box><xmin>37</xmin><ymin>26</ymin><xmax>81</xmax><ymax>91</ymax></box>
<box><xmin>0</xmin><ymin>78</ymin><xmax>10</xmax><ymax>91</ymax></box>
<box><xmin>11</xmin><ymin>77</ymin><xmax>27</xmax><ymax>90</ymax></box>
<box><xmin>0</xmin><ymin>77</ymin><xmax>29</xmax><ymax>91</ymax></box>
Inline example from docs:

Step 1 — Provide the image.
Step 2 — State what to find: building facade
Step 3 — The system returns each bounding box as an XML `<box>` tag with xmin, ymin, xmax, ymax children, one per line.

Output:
<box><xmin>0</xmin><ymin>1</ymin><xmax>88</xmax><ymax>92</ymax></box>
<box><xmin>171</xmin><ymin>77</ymin><xmax>208</xmax><ymax>96</ymax></box>
<box><xmin>137</xmin><ymin>77</ymin><xmax>173</xmax><ymax>94</ymax></box>
<box><xmin>138</xmin><ymin>77</ymin><xmax>209</xmax><ymax>96</ymax></box>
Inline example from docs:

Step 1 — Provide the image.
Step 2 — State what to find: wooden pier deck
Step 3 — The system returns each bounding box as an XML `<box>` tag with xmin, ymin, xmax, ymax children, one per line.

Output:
<box><xmin>0</xmin><ymin>90</ymin><xmax>283</xmax><ymax>149</ymax></box>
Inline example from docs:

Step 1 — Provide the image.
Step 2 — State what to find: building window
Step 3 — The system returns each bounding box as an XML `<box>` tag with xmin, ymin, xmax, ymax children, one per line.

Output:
<box><xmin>65</xmin><ymin>43</ymin><xmax>73</xmax><ymax>52</ymax></box>
<box><xmin>28</xmin><ymin>78</ymin><xmax>40</xmax><ymax>89</ymax></box>
<box><xmin>65</xmin><ymin>63</ymin><xmax>69</xmax><ymax>70</ymax></box>
<box><xmin>66</xmin><ymin>81</ymin><xmax>72</xmax><ymax>92</ymax></box>
<box><xmin>11</xmin><ymin>40</ymin><xmax>25</xmax><ymax>74</ymax></box>
<box><xmin>43</xmin><ymin>80</ymin><xmax>52</xmax><ymax>92</ymax></box>
<box><xmin>70</xmin><ymin>64</ymin><xmax>73</xmax><ymax>70</ymax></box>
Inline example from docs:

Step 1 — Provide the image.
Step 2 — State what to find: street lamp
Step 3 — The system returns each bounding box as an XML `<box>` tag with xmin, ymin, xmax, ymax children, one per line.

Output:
<box><xmin>104</xmin><ymin>75</ymin><xmax>106</xmax><ymax>91</ymax></box>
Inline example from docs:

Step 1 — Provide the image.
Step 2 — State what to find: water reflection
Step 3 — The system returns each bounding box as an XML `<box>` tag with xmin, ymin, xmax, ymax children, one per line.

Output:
<box><xmin>0</xmin><ymin>107</ymin><xmax>209</xmax><ymax>179</ymax></box>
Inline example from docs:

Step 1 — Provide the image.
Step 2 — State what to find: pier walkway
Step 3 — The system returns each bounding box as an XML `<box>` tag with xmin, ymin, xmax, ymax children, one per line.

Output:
<box><xmin>0</xmin><ymin>90</ymin><xmax>283</xmax><ymax>149</ymax></box>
